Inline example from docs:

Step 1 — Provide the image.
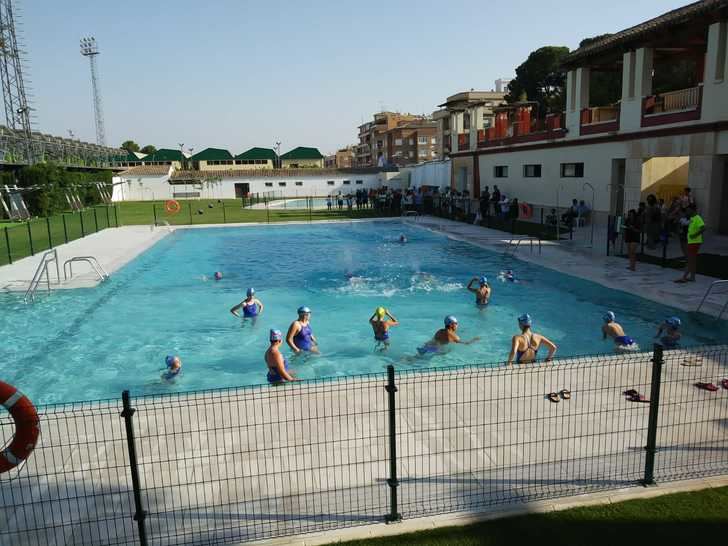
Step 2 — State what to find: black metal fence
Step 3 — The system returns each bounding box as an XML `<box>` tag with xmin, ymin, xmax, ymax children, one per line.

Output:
<box><xmin>0</xmin><ymin>205</ymin><xmax>120</xmax><ymax>266</ymax></box>
<box><xmin>2</xmin><ymin>344</ymin><xmax>727</xmax><ymax>545</ymax></box>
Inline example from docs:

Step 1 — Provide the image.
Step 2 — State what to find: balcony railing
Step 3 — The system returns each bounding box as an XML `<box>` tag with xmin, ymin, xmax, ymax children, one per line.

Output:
<box><xmin>642</xmin><ymin>85</ymin><xmax>702</xmax><ymax>127</ymax></box>
<box><xmin>580</xmin><ymin>105</ymin><xmax>620</xmax><ymax>135</ymax></box>
<box><xmin>476</xmin><ymin>113</ymin><xmax>566</xmax><ymax>148</ymax></box>
<box><xmin>457</xmin><ymin>133</ymin><xmax>470</xmax><ymax>151</ymax></box>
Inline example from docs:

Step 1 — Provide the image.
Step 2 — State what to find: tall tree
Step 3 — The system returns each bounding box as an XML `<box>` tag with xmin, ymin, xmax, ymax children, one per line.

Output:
<box><xmin>121</xmin><ymin>140</ymin><xmax>140</xmax><ymax>153</ymax></box>
<box><xmin>506</xmin><ymin>46</ymin><xmax>570</xmax><ymax>114</ymax></box>
<box><xmin>579</xmin><ymin>35</ymin><xmax>622</xmax><ymax>107</ymax></box>
<box><xmin>140</xmin><ymin>145</ymin><xmax>157</xmax><ymax>155</ymax></box>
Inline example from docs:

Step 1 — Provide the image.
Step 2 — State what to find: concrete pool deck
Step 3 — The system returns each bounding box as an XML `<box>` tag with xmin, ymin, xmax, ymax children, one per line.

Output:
<box><xmin>0</xmin><ymin>216</ymin><xmax>725</xmax><ymax>319</ymax></box>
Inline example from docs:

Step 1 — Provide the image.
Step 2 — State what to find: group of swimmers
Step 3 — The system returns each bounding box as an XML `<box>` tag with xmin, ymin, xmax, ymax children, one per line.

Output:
<box><xmin>162</xmin><ymin>270</ymin><xmax>685</xmax><ymax>384</ymax></box>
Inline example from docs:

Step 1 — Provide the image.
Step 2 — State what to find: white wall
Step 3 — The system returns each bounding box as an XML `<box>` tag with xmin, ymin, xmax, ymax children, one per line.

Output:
<box><xmin>112</xmin><ymin>174</ymin><xmax>172</xmax><ymax>201</ymax></box>
<box><xmin>408</xmin><ymin>160</ymin><xmax>451</xmax><ymax>190</ymax></box>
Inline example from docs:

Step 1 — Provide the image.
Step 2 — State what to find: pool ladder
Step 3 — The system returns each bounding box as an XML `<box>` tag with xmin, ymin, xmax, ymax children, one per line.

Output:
<box><xmin>63</xmin><ymin>256</ymin><xmax>109</xmax><ymax>283</ymax></box>
<box><xmin>695</xmin><ymin>280</ymin><xmax>728</xmax><ymax>319</ymax></box>
<box><xmin>24</xmin><ymin>249</ymin><xmax>61</xmax><ymax>303</ymax></box>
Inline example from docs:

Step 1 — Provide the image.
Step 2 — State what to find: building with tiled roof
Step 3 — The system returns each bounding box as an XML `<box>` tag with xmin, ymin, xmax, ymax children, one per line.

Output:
<box><xmin>234</xmin><ymin>147</ymin><xmax>277</xmax><ymax>170</ymax></box>
<box><xmin>189</xmin><ymin>148</ymin><xmax>234</xmax><ymax>171</ymax></box>
<box><xmin>280</xmin><ymin>147</ymin><xmax>325</xmax><ymax>169</ymax></box>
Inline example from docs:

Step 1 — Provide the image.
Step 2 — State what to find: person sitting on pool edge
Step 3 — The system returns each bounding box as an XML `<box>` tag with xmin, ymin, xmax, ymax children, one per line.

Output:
<box><xmin>655</xmin><ymin>316</ymin><xmax>681</xmax><ymax>348</ymax></box>
<box><xmin>601</xmin><ymin>311</ymin><xmax>638</xmax><ymax>351</ymax></box>
<box><xmin>370</xmin><ymin>307</ymin><xmax>399</xmax><ymax>349</ymax></box>
<box><xmin>230</xmin><ymin>288</ymin><xmax>264</xmax><ymax>319</ymax></box>
<box><xmin>287</xmin><ymin>306</ymin><xmax>319</xmax><ymax>354</ymax></box>
<box><xmin>266</xmin><ymin>329</ymin><xmax>297</xmax><ymax>383</ymax></box>
<box><xmin>162</xmin><ymin>355</ymin><xmax>182</xmax><ymax>381</ymax></box>
<box><xmin>467</xmin><ymin>276</ymin><xmax>491</xmax><ymax>306</ymax></box>
<box><xmin>507</xmin><ymin>314</ymin><xmax>557</xmax><ymax>366</ymax></box>
<box><xmin>417</xmin><ymin>316</ymin><xmax>479</xmax><ymax>355</ymax></box>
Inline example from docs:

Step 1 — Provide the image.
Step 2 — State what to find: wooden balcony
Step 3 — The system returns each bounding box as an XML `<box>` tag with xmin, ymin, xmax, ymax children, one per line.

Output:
<box><xmin>580</xmin><ymin>105</ymin><xmax>620</xmax><ymax>135</ymax></box>
<box><xmin>457</xmin><ymin>133</ymin><xmax>470</xmax><ymax>151</ymax></box>
<box><xmin>641</xmin><ymin>85</ymin><xmax>702</xmax><ymax>127</ymax></box>
<box><xmin>476</xmin><ymin>113</ymin><xmax>566</xmax><ymax>148</ymax></box>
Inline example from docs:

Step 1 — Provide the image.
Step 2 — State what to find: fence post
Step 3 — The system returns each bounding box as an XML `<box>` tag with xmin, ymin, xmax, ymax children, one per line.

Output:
<box><xmin>62</xmin><ymin>215</ymin><xmax>69</xmax><ymax>243</ymax></box>
<box><xmin>606</xmin><ymin>215</ymin><xmax>611</xmax><ymax>256</ymax></box>
<box><xmin>27</xmin><ymin>221</ymin><xmax>34</xmax><ymax>255</ymax></box>
<box><xmin>152</xmin><ymin>204</ymin><xmax>158</xmax><ymax>226</ymax></box>
<box><xmin>188</xmin><ymin>201</ymin><xmax>193</xmax><ymax>225</ymax></box>
<box><xmin>93</xmin><ymin>207</ymin><xmax>99</xmax><ymax>232</ymax></box>
<box><xmin>46</xmin><ymin>217</ymin><xmax>53</xmax><ymax>248</ymax></box>
<box><xmin>80</xmin><ymin>211</ymin><xmax>86</xmax><ymax>237</ymax></box>
<box><xmin>115</xmin><ymin>204</ymin><xmax>120</xmax><ymax>227</ymax></box>
<box><xmin>4</xmin><ymin>227</ymin><xmax>12</xmax><ymax>264</ymax></box>
<box><xmin>222</xmin><ymin>202</ymin><xmax>226</xmax><ymax>223</ymax></box>
<box><xmin>642</xmin><ymin>343</ymin><xmax>664</xmax><ymax>486</ymax></box>
<box><xmin>106</xmin><ymin>205</ymin><xmax>111</xmax><ymax>228</ymax></box>
<box><xmin>121</xmin><ymin>390</ymin><xmax>149</xmax><ymax>546</ymax></box>
<box><xmin>384</xmin><ymin>365</ymin><xmax>401</xmax><ymax>523</ymax></box>
<box><xmin>266</xmin><ymin>199</ymin><xmax>270</xmax><ymax>224</ymax></box>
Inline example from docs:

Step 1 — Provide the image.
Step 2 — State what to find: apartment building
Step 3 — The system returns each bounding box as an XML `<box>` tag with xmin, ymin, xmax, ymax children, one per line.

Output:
<box><xmin>386</xmin><ymin>120</ymin><xmax>438</xmax><ymax>167</ymax></box>
<box><xmin>356</xmin><ymin>112</ymin><xmax>429</xmax><ymax>167</ymax></box>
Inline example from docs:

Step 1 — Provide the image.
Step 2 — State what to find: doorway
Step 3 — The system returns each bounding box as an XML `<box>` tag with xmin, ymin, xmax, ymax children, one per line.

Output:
<box><xmin>234</xmin><ymin>183</ymin><xmax>250</xmax><ymax>198</ymax></box>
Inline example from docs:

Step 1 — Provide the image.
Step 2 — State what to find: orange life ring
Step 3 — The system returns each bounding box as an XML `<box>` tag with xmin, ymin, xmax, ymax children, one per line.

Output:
<box><xmin>519</xmin><ymin>202</ymin><xmax>533</xmax><ymax>219</ymax></box>
<box><xmin>165</xmin><ymin>200</ymin><xmax>181</xmax><ymax>214</ymax></box>
<box><xmin>0</xmin><ymin>381</ymin><xmax>40</xmax><ymax>474</ymax></box>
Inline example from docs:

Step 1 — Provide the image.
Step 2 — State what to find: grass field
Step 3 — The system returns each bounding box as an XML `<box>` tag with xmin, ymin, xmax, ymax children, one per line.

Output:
<box><xmin>334</xmin><ymin>486</ymin><xmax>728</xmax><ymax>546</ymax></box>
<box><xmin>0</xmin><ymin>199</ymin><xmax>395</xmax><ymax>266</ymax></box>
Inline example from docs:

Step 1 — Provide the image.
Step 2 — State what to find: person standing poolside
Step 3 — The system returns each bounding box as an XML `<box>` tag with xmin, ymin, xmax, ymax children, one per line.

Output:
<box><xmin>417</xmin><ymin>316</ymin><xmax>479</xmax><ymax>355</ymax></box>
<box><xmin>623</xmin><ymin>209</ymin><xmax>641</xmax><ymax>271</ymax></box>
<box><xmin>655</xmin><ymin>316</ymin><xmax>681</xmax><ymax>348</ymax></box>
<box><xmin>675</xmin><ymin>205</ymin><xmax>704</xmax><ymax>283</ymax></box>
<box><xmin>266</xmin><ymin>329</ymin><xmax>297</xmax><ymax>383</ymax></box>
<box><xmin>601</xmin><ymin>311</ymin><xmax>637</xmax><ymax>351</ymax></box>
<box><xmin>507</xmin><ymin>314</ymin><xmax>557</xmax><ymax>366</ymax></box>
<box><xmin>370</xmin><ymin>307</ymin><xmax>399</xmax><ymax>349</ymax></box>
<box><xmin>287</xmin><ymin>306</ymin><xmax>319</xmax><ymax>354</ymax></box>
<box><xmin>467</xmin><ymin>276</ymin><xmax>491</xmax><ymax>306</ymax></box>
<box><xmin>230</xmin><ymin>288</ymin><xmax>264</xmax><ymax>319</ymax></box>
<box><xmin>326</xmin><ymin>196</ymin><xmax>332</xmax><ymax>211</ymax></box>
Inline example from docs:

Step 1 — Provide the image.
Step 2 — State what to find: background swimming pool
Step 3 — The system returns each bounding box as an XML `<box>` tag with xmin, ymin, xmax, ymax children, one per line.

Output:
<box><xmin>265</xmin><ymin>198</ymin><xmax>330</xmax><ymax>209</ymax></box>
<box><xmin>1</xmin><ymin>221</ymin><xmax>726</xmax><ymax>404</ymax></box>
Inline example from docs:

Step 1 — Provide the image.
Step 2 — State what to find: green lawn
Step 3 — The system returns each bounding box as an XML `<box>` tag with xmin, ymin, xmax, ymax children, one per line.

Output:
<box><xmin>336</xmin><ymin>486</ymin><xmax>728</xmax><ymax>546</ymax></box>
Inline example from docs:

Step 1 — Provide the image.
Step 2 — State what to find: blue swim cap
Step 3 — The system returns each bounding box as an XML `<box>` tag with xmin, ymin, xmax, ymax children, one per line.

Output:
<box><xmin>603</xmin><ymin>311</ymin><xmax>615</xmax><ymax>323</ymax></box>
<box><xmin>479</xmin><ymin>276</ymin><xmax>488</xmax><ymax>285</ymax></box>
<box><xmin>518</xmin><ymin>314</ymin><xmax>532</xmax><ymax>326</ymax></box>
<box><xmin>246</xmin><ymin>287</ymin><xmax>255</xmax><ymax>297</ymax></box>
<box><xmin>165</xmin><ymin>355</ymin><xmax>175</xmax><ymax>368</ymax></box>
<box><xmin>298</xmin><ymin>306</ymin><xmax>311</xmax><ymax>315</ymax></box>
<box><xmin>269</xmin><ymin>329</ymin><xmax>282</xmax><ymax>342</ymax></box>
<box><xmin>666</xmin><ymin>316</ymin><xmax>681</xmax><ymax>328</ymax></box>
<box><xmin>444</xmin><ymin>315</ymin><xmax>458</xmax><ymax>326</ymax></box>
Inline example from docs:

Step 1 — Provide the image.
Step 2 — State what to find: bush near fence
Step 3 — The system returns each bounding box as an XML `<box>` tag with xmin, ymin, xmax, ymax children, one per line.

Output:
<box><xmin>2</xmin><ymin>344</ymin><xmax>727</xmax><ymax>546</ymax></box>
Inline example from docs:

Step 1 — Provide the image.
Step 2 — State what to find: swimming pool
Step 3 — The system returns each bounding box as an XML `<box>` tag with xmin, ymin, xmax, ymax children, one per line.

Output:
<box><xmin>264</xmin><ymin>198</ymin><xmax>330</xmax><ymax>209</ymax></box>
<box><xmin>1</xmin><ymin>220</ymin><xmax>726</xmax><ymax>404</ymax></box>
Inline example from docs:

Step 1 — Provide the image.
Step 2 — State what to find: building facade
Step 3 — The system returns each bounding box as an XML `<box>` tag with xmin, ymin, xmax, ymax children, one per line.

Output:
<box><xmin>356</xmin><ymin>112</ymin><xmax>429</xmax><ymax>167</ymax></box>
<box><xmin>385</xmin><ymin>120</ymin><xmax>438</xmax><ymax>167</ymax></box>
<box><xmin>280</xmin><ymin>146</ymin><xmax>325</xmax><ymax>169</ymax></box>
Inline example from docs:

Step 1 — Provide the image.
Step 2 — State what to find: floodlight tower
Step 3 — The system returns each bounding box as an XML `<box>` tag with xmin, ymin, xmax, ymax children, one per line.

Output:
<box><xmin>0</xmin><ymin>0</ymin><xmax>34</xmax><ymax>163</ymax></box>
<box><xmin>80</xmin><ymin>36</ymin><xmax>106</xmax><ymax>146</ymax></box>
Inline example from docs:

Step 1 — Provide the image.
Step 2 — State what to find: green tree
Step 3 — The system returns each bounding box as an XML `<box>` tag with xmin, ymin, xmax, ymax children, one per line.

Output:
<box><xmin>506</xmin><ymin>46</ymin><xmax>570</xmax><ymax>114</ymax></box>
<box><xmin>579</xmin><ymin>35</ymin><xmax>622</xmax><ymax>107</ymax></box>
<box><xmin>121</xmin><ymin>140</ymin><xmax>140</xmax><ymax>153</ymax></box>
<box><xmin>140</xmin><ymin>145</ymin><xmax>157</xmax><ymax>155</ymax></box>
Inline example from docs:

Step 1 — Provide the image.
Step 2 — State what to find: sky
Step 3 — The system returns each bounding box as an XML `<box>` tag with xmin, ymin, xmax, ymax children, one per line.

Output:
<box><xmin>20</xmin><ymin>0</ymin><xmax>689</xmax><ymax>155</ymax></box>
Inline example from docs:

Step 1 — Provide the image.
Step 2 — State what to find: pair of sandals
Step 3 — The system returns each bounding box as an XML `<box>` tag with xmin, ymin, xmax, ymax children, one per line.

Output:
<box><xmin>695</xmin><ymin>379</ymin><xmax>728</xmax><ymax>392</ymax></box>
<box><xmin>547</xmin><ymin>389</ymin><xmax>570</xmax><ymax>403</ymax></box>
<box><xmin>624</xmin><ymin>389</ymin><xmax>649</xmax><ymax>403</ymax></box>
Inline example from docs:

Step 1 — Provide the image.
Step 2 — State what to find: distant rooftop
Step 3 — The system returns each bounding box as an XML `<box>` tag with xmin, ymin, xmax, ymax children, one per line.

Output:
<box><xmin>189</xmin><ymin>148</ymin><xmax>233</xmax><ymax>161</ymax></box>
<box><xmin>280</xmin><ymin>146</ymin><xmax>324</xmax><ymax>160</ymax></box>
<box><xmin>235</xmin><ymin>147</ymin><xmax>277</xmax><ymax>161</ymax></box>
<box><xmin>438</xmin><ymin>90</ymin><xmax>507</xmax><ymax>108</ymax></box>
<box><xmin>141</xmin><ymin>148</ymin><xmax>185</xmax><ymax>162</ymax></box>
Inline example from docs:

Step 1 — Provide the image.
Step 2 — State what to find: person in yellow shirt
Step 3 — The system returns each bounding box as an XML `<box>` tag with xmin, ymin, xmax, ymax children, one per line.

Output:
<box><xmin>675</xmin><ymin>205</ymin><xmax>704</xmax><ymax>283</ymax></box>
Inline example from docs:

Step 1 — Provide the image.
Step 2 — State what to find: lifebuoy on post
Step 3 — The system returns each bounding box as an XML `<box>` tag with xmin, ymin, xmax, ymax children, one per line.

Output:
<box><xmin>165</xmin><ymin>200</ymin><xmax>181</xmax><ymax>214</ymax></box>
<box><xmin>519</xmin><ymin>202</ymin><xmax>533</xmax><ymax>219</ymax></box>
<box><xmin>0</xmin><ymin>381</ymin><xmax>40</xmax><ymax>473</ymax></box>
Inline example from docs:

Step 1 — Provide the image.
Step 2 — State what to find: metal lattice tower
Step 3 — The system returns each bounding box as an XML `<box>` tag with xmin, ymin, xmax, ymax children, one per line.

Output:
<box><xmin>80</xmin><ymin>36</ymin><xmax>106</xmax><ymax>146</ymax></box>
<box><xmin>0</xmin><ymin>0</ymin><xmax>33</xmax><ymax>163</ymax></box>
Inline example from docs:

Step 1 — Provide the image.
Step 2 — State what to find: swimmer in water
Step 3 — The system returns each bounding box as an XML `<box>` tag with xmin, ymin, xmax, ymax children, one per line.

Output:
<box><xmin>399</xmin><ymin>234</ymin><xmax>407</xmax><ymax>243</ymax></box>
<box><xmin>230</xmin><ymin>288</ymin><xmax>264</xmax><ymax>319</ymax></box>
<box><xmin>266</xmin><ymin>329</ymin><xmax>298</xmax><ymax>383</ymax></box>
<box><xmin>655</xmin><ymin>316</ymin><xmax>681</xmax><ymax>348</ymax></box>
<box><xmin>507</xmin><ymin>314</ymin><xmax>557</xmax><ymax>366</ymax></box>
<box><xmin>601</xmin><ymin>311</ymin><xmax>638</xmax><ymax>351</ymax></box>
<box><xmin>214</xmin><ymin>271</ymin><xmax>223</xmax><ymax>280</ymax></box>
<box><xmin>287</xmin><ymin>306</ymin><xmax>319</xmax><ymax>354</ymax></box>
<box><xmin>467</xmin><ymin>276</ymin><xmax>491</xmax><ymax>306</ymax></box>
<box><xmin>162</xmin><ymin>355</ymin><xmax>182</xmax><ymax>381</ymax></box>
<box><xmin>498</xmin><ymin>269</ymin><xmax>516</xmax><ymax>283</ymax></box>
<box><xmin>417</xmin><ymin>315</ymin><xmax>480</xmax><ymax>355</ymax></box>
<box><xmin>370</xmin><ymin>307</ymin><xmax>399</xmax><ymax>350</ymax></box>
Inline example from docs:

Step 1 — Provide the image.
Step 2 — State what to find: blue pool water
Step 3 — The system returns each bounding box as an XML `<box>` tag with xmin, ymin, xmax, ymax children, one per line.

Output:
<box><xmin>1</xmin><ymin>221</ymin><xmax>726</xmax><ymax>405</ymax></box>
<box><xmin>266</xmin><ymin>198</ymin><xmax>330</xmax><ymax>209</ymax></box>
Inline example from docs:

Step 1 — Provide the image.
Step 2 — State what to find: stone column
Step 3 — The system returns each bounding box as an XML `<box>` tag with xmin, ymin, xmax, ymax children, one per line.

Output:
<box><xmin>623</xmin><ymin>158</ymin><xmax>644</xmax><ymax>212</ymax></box>
<box><xmin>620</xmin><ymin>48</ymin><xmax>653</xmax><ymax>131</ymax></box>
<box><xmin>702</xmin><ymin>20</ymin><xmax>728</xmax><ymax>122</ymax></box>
<box><xmin>688</xmin><ymin>155</ymin><xmax>727</xmax><ymax>232</ymax></box>
<box><xmin>565</xmin><ymin>67</ymin><xmax>590</xmax><ymax>138</ymax></box>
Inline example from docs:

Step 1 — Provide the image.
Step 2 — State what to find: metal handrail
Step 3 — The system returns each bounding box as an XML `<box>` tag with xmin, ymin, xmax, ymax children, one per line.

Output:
<box><xmin>695</xmin><ymin>280</ymin><xmax>728</xmax><ymax>319</ymax></box>
<box><xmin>24</xmin><ymin>248</ymin><xmax>60</xmax><ymax>303</ymax></box>
<box><xmin>63</xmin><ymin>256</ymin><xmax>109</xmax><ymax>282</ymax></box>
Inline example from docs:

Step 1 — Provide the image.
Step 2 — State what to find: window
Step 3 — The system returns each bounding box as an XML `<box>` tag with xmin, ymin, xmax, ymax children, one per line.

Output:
<box><xmin>494</xmin><ymin>166</ymin><xmax>508</xmax><ymax>178</ymax></box>
<box><xmin>394</xmin><ymin>138</ymin><xmax>403</xmax><ymax>146</ymax></box>
<box><xmin>265</xmin><ymin>182</ymin><xmax>273</xmax><ymax>187</ymax></box>
<box><xmin>408</xmin><ymin>138</ymin><xmax>414</xmax><ymax>145</ymax></box>
<box><xmin>560</xmin><ymin>162</ymin><xmax>584</xmax><ymax>177</ymax></box>
<box><xmin>523</xmin><ymin>164</ymin><xmax>542</xmax><ymax>178</ymax></box>
<box><xmin>278</xmin><ymin>182</ymin><xmax>286</xmax><ymax>187</ymax></box>
<box><xmin>295</xmin><ymin>181</ymin><xmax>303</xmax><ymax>186</ymax></box>
<box><xmin>463</xmin><ymin>112</ymin><xmax>471</xmax><ymax>130</ymax></box>
<box><xmin>377</xmin><ymin>140</ymin><xmax>383</xmax><ymax>148</ymax></box>
<box><xmin>431</xmin><ymin>150</ymin><xmax>437</xmax><ymax>157</ymax></box>
<box><xmin>418</xmin><ymin>136</ymin><xmax>428</xmax><ymax>145</ymax></box>
<box><xmin>431</xmin><ymin>137</ymin><xmax>437</xmax><ymax>144</ymax></box>
<box><xmin>419</xmin><ymin>150</ymin><xmax>428</xmax><ymax>158</ymax></box>
<box><xmin>355</xmin><ymin>180</ymin><xmax>363</xmax><ymax>185</ymax></box>
<box><xmin>408</xmin><ymin>151</ymin><xmax>414</xmax><ymax>158</ymax></box>
<box><xmin>327</xmin><ymin>180</ymin><xmax>335</xmax><ymax>185</ymax></box>
<box><xmin>343</xmin><ymin>180</ymin><xmax>351</xmax><ymax>185</ymax></box>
